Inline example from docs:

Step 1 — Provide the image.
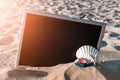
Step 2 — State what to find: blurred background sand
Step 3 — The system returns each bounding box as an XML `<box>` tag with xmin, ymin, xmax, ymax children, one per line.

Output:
<box><xmin>0</xmin><ymin>0</ymin><xmax>120</xmax><ymax>80</ymax></box>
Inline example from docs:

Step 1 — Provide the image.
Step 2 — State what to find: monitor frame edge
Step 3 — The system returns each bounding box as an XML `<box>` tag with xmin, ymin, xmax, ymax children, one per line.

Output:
<box><xmin>15</xmin><ymin>10</ymin><xmax>106</xmax><ymax>67</ymax></box>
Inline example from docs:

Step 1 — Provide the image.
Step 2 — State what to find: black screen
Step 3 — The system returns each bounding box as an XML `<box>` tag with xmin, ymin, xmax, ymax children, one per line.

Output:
<box><xmin>19</xmin><ymin>13</ymin><xmax>103</xmax><ymax>67</ymax></box>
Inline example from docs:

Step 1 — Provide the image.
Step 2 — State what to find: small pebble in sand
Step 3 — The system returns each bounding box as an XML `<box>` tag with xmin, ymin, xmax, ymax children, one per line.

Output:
<box><xmin>114</xmin><ymin>46</ymin><xmax>120</xmax><ymax>51</ymax></box>
<box><xmin>101</xmin><ymin>41</ymin><xmax>108</xmax><ymax>48</ymax></box>
<box><xmin>109</xmin><ymin>32</ymin><xmax>120</xmax><ymax>37</ymax></box>
<box><xmin>114</xmin><ymin>24</ymin><xmax>120</xmax><ymax>28</ymax></box>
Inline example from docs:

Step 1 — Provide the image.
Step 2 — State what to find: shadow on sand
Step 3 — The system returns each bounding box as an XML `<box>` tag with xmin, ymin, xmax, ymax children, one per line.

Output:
<box><xmin>97</xmin><ymin>60</ymin><xmax>120</xmax><ymax>80</ymax></box>
<box><xmin>64</xmin><ymin>60</ymin><xmax>120</xmax><ymax>80</ymax></box>
<box><xmin>7</xmin><ymin>69</ymin><xmax>48</xmax><ymax>79</ymax></box>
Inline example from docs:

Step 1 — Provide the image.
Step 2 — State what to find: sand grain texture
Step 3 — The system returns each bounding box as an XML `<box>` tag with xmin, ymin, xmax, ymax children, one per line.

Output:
<box><xmin>0</xmin><ymin>0</ymin><xmax>120</xmax><ymax>80</ymax></box>
<box><xmin>0</xmin><ymin>60</ymin><xmax>120</xmax><ymax>80</ymax></box>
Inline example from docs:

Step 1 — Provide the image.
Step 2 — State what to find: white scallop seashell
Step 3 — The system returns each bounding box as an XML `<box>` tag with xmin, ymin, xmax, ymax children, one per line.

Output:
<box><xmin>76</xmin><ymin>45</ymin><xmax>99</xmax><ymax>62</ymax></box>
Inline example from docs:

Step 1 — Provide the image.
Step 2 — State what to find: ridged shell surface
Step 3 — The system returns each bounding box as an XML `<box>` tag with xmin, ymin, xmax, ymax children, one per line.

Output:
<box><xmin>76</xmin><ymin>45</ymin><xmax>99</xmax><ymax>61</ymax></box>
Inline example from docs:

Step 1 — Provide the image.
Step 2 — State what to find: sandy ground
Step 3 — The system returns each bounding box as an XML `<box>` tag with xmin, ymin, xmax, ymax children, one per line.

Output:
<box><xmin>0</xmin><ymin>0</ymin><xmax>120</xmax><ymax>80</ymax></box>
<box><xmin>0</xmin><ymin>53</ymin><xmax>120</xmax><ymax>80</ymax></box>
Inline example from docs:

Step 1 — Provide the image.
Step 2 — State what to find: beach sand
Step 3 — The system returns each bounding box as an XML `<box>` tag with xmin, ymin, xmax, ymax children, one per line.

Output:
<box><xmin>0</xmin><ymin>50</ymin><xmax>120</xmax><ymax>80</ymax></box>
<box><xmin>0</xmin><ymin>0</ymin><xmax>120</xmax><ymax>80</ymax></box>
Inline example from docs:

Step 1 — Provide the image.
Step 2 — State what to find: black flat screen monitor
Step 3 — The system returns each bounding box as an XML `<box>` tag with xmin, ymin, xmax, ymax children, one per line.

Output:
<box><xmin>16</xmin><ymin>11</ymin><xmax>106</xmax><ymax>67</ymax></box>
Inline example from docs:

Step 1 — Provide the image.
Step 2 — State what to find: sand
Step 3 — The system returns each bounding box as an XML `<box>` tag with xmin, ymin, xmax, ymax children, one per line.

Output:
<box><xmin>0</xmin><ymin>0</ymin><xmax>120</xmax><ymax>80</ymax></box>
<box><xmin>0</xmin><ymin>52</ymin><xmax>120</xmax><ymax>80</ymax></box>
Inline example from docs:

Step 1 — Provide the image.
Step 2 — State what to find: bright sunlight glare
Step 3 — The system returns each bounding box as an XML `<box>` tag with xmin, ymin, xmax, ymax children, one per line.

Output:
<box><xmin>0</xmin><ymin>0</ymin><xmax>7</xmax><ymax>9</ymax></box>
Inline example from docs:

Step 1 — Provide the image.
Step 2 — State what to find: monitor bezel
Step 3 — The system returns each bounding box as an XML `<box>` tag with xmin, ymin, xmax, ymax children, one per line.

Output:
<box><xmin>15</xmin><ymin>11</ymin><xmax>106</xmax><ymax>67</ymax></box>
